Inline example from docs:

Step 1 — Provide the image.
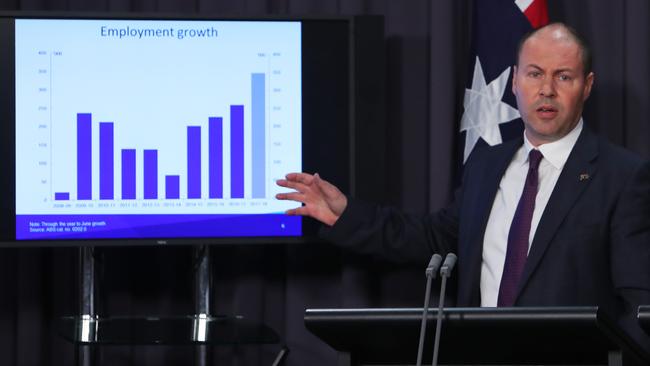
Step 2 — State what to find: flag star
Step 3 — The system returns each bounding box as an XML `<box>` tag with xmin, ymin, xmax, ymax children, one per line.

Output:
<box><xmin>460</xmin><ymin>57</ymin><xmax>520</xmax><ymax>162</ymax></box>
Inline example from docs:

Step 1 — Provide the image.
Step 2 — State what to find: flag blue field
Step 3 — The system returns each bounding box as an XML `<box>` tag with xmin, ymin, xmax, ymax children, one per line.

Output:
<box><xmin>460</xmin><ymin>0</ymin><xmax>549</xmax><ymax>162</ymax></box>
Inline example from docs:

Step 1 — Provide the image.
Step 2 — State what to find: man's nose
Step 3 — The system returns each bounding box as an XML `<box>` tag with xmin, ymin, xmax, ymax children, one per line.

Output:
<box><xmin>539</xmin><ymin>78</ymin><xmax>556</xmax><ymax>98</ymax></box>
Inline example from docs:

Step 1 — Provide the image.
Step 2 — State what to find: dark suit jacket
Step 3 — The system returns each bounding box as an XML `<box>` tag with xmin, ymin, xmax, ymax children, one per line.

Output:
<box><xmin>322</xmin><ymin>127</ymin><xmax>650</xmax><ymax>345</ymax></box>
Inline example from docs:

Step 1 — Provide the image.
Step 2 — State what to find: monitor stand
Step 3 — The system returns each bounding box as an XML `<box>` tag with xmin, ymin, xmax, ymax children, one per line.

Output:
<box><xmin>194</xmin><ymin>245</ymin><xmax>212</xmax><ymax>365</ymax></box>
<box><xmin>60</xmin><ymin>246</ymin><xmax>282</xmax><ymax>366</ymax></box>
<box><xmin>77</xmin><ymin>246</ymin><xmax>96</xmax><ymax>366</ymax></box>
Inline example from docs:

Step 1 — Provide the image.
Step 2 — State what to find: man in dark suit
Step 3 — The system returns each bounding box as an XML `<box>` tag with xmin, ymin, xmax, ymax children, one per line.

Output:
<box><xmin>277</xmin><ymin>22</ymin><xmax>650</xmax><ymax>348</ymax></box>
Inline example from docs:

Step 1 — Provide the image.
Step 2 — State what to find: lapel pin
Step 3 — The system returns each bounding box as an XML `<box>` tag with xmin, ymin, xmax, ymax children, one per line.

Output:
<box><xmin>579</xmin><ymin>173</ymin><xmax>590</xmax><ymax>181</ymax></box>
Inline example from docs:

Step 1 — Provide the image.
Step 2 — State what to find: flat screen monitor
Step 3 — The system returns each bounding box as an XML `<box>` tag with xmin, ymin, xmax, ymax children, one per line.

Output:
<box><xmin>0</xmin><ymin>13</ymin><xmax>353</xmax><ymax>246</ymax></box>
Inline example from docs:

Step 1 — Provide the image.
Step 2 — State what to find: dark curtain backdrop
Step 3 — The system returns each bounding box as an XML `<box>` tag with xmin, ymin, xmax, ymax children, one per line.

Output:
<box><xmin>0</xmin><ymin>1</ymin><xmax>649</xmax><ymax>365</ymax></box>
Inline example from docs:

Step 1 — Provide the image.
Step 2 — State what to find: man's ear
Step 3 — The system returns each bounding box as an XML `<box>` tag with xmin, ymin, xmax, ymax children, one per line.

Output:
<box><xmin>583</xmin><ymin>71</ymin><xmax>594</xmax><ymax>101</ymax></box>
<box><xmin>511</xmin><ymin>65</ymin><xmax>519</xmax><ymax>94</ymax></box>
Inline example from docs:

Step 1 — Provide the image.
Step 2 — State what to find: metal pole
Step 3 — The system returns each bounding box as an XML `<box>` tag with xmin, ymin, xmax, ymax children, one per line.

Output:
<box><xmin>77</xmin><ymin>246</ymin><xmax>96</xmax><ymax>366</ymax></box>
<box><xmin>194</xmin><ymin>245</ymin><xmax>212</xmax><ymax>366</ymax></box>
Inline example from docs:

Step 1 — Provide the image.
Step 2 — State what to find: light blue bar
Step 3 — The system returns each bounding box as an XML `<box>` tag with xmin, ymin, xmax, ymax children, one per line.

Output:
<box><xmin>252</xmin><ymin>73</ymin><xmax>265</xmax><ymax>199</ymax></box>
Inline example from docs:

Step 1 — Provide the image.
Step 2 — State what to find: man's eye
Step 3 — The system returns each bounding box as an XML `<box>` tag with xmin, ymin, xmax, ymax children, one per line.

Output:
<box><xmin>558</xmin><ymin>74</ymin><xmax>572</xmax><ymax>81</ymax></box>
<box><xmin>528</xmin><ymin>71</ymin><xmax>542</xmax><ymax>78</ymax></box>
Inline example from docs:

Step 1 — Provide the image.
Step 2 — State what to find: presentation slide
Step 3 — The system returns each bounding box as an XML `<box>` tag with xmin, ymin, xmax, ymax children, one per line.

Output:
<box><xmin>14</xmin><ymin>19</ymin><xmax>302</xmax><ymax>240</ymax></box>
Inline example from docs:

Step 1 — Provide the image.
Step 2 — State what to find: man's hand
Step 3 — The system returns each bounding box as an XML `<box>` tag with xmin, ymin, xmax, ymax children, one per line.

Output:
<box><xmin>275</xmin><ymin>173</ymin><xmax>347</xmax><ymax>226</ymax></box>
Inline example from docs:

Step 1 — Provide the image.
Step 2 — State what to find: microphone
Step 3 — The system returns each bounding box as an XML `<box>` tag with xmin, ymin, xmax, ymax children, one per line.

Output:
<box><xmin>431</xmin><ymin>253</ymin><xmax>457</xmax><ymax>366</ymax></box>
<box><xmin>415</xmin><ymin>254</ymin><xmax>442</xmax><ymax>366</ymax></box>
<box><xmin>440</xmin><ymin>253</ymin><xmax>457</xmax><ymax>277</ymax></box>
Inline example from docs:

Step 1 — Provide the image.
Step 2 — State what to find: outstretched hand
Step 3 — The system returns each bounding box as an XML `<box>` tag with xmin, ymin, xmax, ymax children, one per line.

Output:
<box><xmin>275</xmin><ymin>173</ymin><xmax>347</xmax><ymax>226</ymax></box>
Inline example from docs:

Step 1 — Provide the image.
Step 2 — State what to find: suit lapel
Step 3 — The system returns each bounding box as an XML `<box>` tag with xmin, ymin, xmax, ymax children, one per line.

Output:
<box><xmin>514</xmin><ymin>128</ymin><xmax>599</xmax><ymax>302</ymax></box>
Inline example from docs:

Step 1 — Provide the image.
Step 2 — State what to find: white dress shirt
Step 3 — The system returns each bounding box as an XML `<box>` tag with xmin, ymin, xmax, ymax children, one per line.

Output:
<box><xmin>480</xmin><ymin>119</ymin><xmax>584</xmax><ymax>307</ymax></box>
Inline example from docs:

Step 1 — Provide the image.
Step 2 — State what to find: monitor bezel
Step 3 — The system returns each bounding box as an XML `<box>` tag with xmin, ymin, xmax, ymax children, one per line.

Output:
<box><xmin>0</xmin><ymin>12</ymin><xmax>353</xmax><ymax>247</ymax></box>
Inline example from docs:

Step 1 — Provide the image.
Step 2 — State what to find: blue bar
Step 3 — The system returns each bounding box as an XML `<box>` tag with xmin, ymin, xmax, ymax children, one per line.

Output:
<box><xmin>121</xmin><ymin>149</ymin><xmax>136</xmax><ymax>200</ymax></box>
<box><xmin>144</xmin><ymin>150</ymin><xmax>158</xmax><ymax>199</ymax></box>
<box><xmin>77</xmin><ymin>113</ymin><xmax>92</xmax><ymax>200</ymax></box>
<box><xmin>209</xmin><ymin>117</ymin><xmax>223</xmax><ymax>199</ymax></box>
<box><xmin>166</xmin><ymin>175</ymin><xmax>180</xmax><ymax>199</ymax></box>
<box><xmin>187</xmin><ymin>126</ymin><xmax>201</xmax><ymax>199</ymax></box>
<box><xmin>54</xmin><ymin>192</ymin><xmax>70</xmax><ymax>201</ymax></box>
<box><xmin>100</xmin><ymin>122</ymin><xmax>114</xmax><ymax>200</ymax></box>
<box><xmin>231</xmin><ymin>105</ymin><xmax>244</xmax><ymax>199</ymax></box>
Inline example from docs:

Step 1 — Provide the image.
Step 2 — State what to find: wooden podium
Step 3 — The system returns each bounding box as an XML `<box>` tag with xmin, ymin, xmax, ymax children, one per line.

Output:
<box><xmin>305</xmin><ymin>307</ymin><xmax>650</xmax><ymax>366</ymax></box>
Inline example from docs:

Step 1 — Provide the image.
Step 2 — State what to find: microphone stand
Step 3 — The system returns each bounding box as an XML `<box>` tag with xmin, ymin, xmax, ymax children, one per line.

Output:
<box><xmin>415</xmin><ymin>254</ymin><xmax>442</xmax><ymax>366</ymax></box>
<box><xmin>432</xmin><ymin>253</ymin><xmax>457</xmax><ymax>366</ymax></box>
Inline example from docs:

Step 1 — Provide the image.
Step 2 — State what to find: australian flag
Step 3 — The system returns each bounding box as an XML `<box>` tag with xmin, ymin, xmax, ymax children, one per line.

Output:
<box><xmin>460</xmin><ymin>0</ymin><xmax>549</xmax><ymax>163</ymax></box>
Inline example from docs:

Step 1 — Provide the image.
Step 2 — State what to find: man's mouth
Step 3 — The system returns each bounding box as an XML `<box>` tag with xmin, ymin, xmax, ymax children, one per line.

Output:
<box><xmin>536</xmin><ymin>105</ymin><xmax>558</xmax><ymax>118</ymax></box>
<box><xmin>537</xmin><ymin>105</ymin><xmax>557</xmax><ymax>112</ymax></box>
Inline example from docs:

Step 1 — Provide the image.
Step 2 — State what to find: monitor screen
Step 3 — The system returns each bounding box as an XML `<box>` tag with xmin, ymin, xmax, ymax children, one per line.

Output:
<box><xmin>3</xmin><ymin>15</ymin><xmax>324</xmax><ymax>244</ymax></box>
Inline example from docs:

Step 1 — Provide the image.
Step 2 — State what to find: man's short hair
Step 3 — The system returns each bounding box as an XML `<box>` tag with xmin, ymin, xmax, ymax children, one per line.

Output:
<box><xmin>516</xmin><ymin>22</ymin><xmax>592</xmax><ymax>77</ymax></box>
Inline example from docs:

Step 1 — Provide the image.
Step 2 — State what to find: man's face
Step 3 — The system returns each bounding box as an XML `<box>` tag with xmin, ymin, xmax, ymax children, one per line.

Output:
<box><xmin>512</xmin><ymin>28</ymin><xmax>594</xmax><ymax>146</ymax></box>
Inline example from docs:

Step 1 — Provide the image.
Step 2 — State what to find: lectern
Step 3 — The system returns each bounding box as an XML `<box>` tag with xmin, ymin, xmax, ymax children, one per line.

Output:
<box><xmin>305</xmin><ymin>307</ymin><xmax>650</xmax><ymax>366</ymax></box>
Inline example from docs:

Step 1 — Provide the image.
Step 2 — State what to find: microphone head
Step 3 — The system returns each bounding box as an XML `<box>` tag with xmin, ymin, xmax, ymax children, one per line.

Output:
<box><xmin>440</xmin><ymin>253</ymin><xmax>457</xmax><ymax>277</ymax></box>
<box><xmin>425</xmin><ymin>254</ymin><xmax>443</xmax><ymax>278</ymax></box>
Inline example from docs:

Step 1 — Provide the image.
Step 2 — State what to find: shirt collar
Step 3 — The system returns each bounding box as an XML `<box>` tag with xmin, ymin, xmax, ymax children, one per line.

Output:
<box><xmin>522</xmin><ymin>118</ymin><xmax>583</xmax><ymax>170</ymax></box>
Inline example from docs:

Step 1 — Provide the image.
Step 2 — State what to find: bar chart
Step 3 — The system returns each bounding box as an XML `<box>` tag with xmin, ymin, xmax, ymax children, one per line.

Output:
<box><xmin>15</xmin><ymin>19</ymin><xmax>302</xmax><ymax>224</ymax></box>
<box><xmin>56</xmin><ymin>91</ymin><xmax>265</xmax><ymax>203</ymax></box>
